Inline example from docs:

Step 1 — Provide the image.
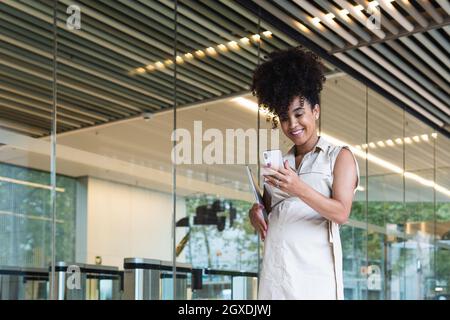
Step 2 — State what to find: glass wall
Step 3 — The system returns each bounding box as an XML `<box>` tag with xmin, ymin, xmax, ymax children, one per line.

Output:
<box><xmin>0</xmin><ymin>0</ymin><xmax>55</xmax><ymax>300</ymax></box>
<box><xmin>321</xmin><ymin>74</ymin><xmax>369</xmax><ymax>300</ymax></box>
<box><xmin>403</xmin><ymin>113</ymin><xmax>436</xmax><ymax>299</ymax></box>
<box><xmin>435</xmin><ymin>131</ymin><xmax>450</xmax><ymax>300</ymax></box>
<box><xmin>367</xmin><ymin>86</ymin><xmax>406</xmax><ymax>300</ymax></box>
<box><xmin>54</xmin><ymin>0</ymin><xmax>178</xmax><ymax>300</ymax></box>
<box><xmin>171</xmin><ymin>0</ymin><xmax>283</xmax><ymax>299</ymax></box>
<box><xmin>0</xmin><ymin>0</ymin><xmax>448</xmax><ymax>301</ymax></box>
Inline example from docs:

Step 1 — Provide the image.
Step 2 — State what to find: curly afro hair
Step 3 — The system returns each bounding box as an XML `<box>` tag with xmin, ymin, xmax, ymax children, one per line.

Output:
<box><xmin>251</xmin><ymin>47</ymin><xmax>326</xmax><ymax>126</ymax></box>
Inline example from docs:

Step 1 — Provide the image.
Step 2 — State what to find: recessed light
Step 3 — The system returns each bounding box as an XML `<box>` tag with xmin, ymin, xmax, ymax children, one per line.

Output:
<box><xmin>206</xmin><ymin>47</ymin><xmax>217</xmax><ymax>55</ymax></box>
<box><xmin>251</xmin><ymin>34</ymin><xmax>261</xmax><ymax>42</ymax></box>
<box><xmin>312</xmin><ymin>17</ymin><xmax>321</xmax><ymax>24</ymax></box>
<box><xmin>240</xmin><ymin>37</ymin><xmax>250</xmax><ymax>45</ymax></box>
<box><xmin>217</xmin><ymin>44</ymin><xmax>228</xmax><ymax>51</ymax></box>
<box><xmin>155</xmin><ymin>61</ymin><xmax>165</xmax><ymax>69</ymax></box>
<box><xmin>227</xmin><ymin>41</ymin><xmax>239</xmax><ymax>49</ymax></box>
<box><xmin>195</xmin><ymin>50</ymin><xmax>205</xmax><ymax>57</ymax></box>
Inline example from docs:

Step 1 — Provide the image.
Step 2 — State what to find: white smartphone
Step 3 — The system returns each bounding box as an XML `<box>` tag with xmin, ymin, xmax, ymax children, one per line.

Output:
<box><xmin>263</xmin><ymin>149</ymin><xmax>283</xmax><ymax>170</ymax></box>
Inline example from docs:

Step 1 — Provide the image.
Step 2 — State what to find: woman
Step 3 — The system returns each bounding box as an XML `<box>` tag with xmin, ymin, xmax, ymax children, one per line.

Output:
<box><xmin>249</xmin><ymin>48</ymin><xmax>359</xmax><ymax>300</ymax></box>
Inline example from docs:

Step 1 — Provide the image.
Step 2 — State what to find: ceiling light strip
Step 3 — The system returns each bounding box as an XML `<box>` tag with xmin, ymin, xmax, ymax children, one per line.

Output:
<box><xmin>132</xmin><ymin>31</ymin><xmax>272</xmax><ymax>75</ymax></box>
<box><xmin>354</xmin><ymin>133</ymin><xmax>436</xmax><ymax>149</ymax></box>
<box><xmin>323</xmin><ymin>133</ymin><xmax>450</xmax><ymax>197</ymax></box>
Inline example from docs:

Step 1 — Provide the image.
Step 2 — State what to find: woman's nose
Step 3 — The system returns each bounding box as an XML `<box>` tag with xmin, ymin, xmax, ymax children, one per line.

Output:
<box><xmin>288</xmin><ymin>118</ymin><xmax>297</xmax><ymax>128</ymax></box>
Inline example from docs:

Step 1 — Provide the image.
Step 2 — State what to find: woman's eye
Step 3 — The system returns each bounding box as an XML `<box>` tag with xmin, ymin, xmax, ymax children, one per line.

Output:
<box><xmin>295</xmin><ymin>113</ymin><xmax>304</xmax><ymax>118</ymax></box>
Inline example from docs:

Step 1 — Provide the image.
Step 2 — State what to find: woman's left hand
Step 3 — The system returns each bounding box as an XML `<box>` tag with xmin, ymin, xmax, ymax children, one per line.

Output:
<box><xmin>264</xmin><ymin>160</ymin><xmax>305</xmax><ymax>197</ymax></box>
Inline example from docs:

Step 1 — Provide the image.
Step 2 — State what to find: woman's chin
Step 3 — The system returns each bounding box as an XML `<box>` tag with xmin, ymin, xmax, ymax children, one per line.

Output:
<box><xmin>290</xmin><ymin>134</ymin><xmax>307</xmax><ymax>145</ymax></box>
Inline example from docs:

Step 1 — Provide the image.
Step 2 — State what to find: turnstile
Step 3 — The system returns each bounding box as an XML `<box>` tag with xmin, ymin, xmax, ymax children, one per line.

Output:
<box><xmin>194</xmin><ymin>269</ymin><xmax>258</xmax><ymax>300</ymax></box>
<box><xmin>0</xmin><ymin>265</ymin><xmax>48</xmax><ymax>300</ymax></box>
<box><xmin>232</xmin><ymin>276</ymin><xmax>258</xmax><ymax>300</ymax></box>
<box><xmin>123</xmin><ymin>258</ymin><xmax>192</xmax><ymax>300</ymax></box>
<box><xmin>50</xmin><ymin>262</ymin><xmax>121</xmax><ymax>300</ymax></box>
<box><xmin>160</xmin><ymin>260</ymin><xmax>192</xmax><ymax>300</ymax></box>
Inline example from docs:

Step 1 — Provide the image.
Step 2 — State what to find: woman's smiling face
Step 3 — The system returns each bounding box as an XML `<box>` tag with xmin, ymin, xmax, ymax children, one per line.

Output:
<box><xmin>279</xmin><ymin>96</ymin><xmax>320</xmax><ymax>145</ymax></box>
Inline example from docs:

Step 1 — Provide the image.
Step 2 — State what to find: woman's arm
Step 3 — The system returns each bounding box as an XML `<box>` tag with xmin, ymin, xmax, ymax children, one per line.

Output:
<box><xmin>264</xmin><ymin>148</ymin><xmax>357</xmax><ymax>225</ymax></box>
<box><xmin>297</xmin><ymin>148</ymin><xmax>357</xmax><ymax>224</ymax></box>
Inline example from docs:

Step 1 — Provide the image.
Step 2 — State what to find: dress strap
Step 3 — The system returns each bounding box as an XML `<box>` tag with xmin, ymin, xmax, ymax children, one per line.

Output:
<box><xmin>328</xmin><ymin>220</ymin><xmax>344</xmax><ymax>300</ymax></box>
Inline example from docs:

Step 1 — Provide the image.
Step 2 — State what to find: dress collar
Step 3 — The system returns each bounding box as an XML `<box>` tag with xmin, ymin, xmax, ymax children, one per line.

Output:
<box><xmin>285</xmin><ymin>136</ymin><xmax>330</xmax><ymax>170</ymax></box>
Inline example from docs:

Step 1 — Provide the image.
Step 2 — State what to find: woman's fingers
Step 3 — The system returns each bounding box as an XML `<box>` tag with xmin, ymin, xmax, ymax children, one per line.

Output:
<box><xmin>257</xmin><ymin>222</ymin><xmax>267</xmax><ymax>237</ymax></box>
<box><xmin>264</xmin><ymin>176</ymin><xmax>282</xmax><ymax>189</ymax></box>
<box><xmin>249</xmin><ymin>203</ymin><xmax>268</xmax><ymax>240</ymax></box>
<box><xmin>262</xmin><ymin>166</ymin><xmax>279</xmax><ymax>177</ymax></box>
<box><xmin>254</xmin><ymin>207</ymin><xmax>267</xmax><ymax>229</ymax></box>
<box><xmin>258</xmin><ymin>215</ymin><xmax>267</xmax><ymax>231</ymax></box>
<box><xmin>264</xmin><ymin>172</ymin><xmax>283</xmax><ymax>182</ymax></box>
<box><xmin>256</xmin><ymin>215</ymin><xmax>267</xmax><ymax>241</ymax></box>
<box><xmin>257</xmin><ymin>224</ymin><xmax>266</xmax><ymax>240</ymax></box>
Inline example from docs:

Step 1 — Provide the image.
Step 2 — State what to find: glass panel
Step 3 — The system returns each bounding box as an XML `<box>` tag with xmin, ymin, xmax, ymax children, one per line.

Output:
<box><xmin>193</xmin><ymin>274</ymin><xmax>232</xmax><ymax>300</ymax></box>
<box><xmin>367</xmin><ymin>88</ymin><xmax>406</xmax><ymax>300</ymax></box>
<box><xmin>435</xmin><ymin>131</ymin><xmax>450</xmax><ymax>300</ymax></box>
<box><xmin>0</xmin><ymin>0</ymin><xmax>55</xmax><ymax>300</ymax></box>
<box><xmin>404</xmin><ymin>114</ymin><xmax>436</xmax><ymax>299</ymax></box>
<box><xmin>53</xmin><ymin>0</ymin><xmax>175</xmax><ymax>300</ymax></box>
<box><xmin>172</xmin><ymin>0</ymin><xmax>285</xmax><ymax>300</ymax></box>
<box><xmin>340</xmin><ymin>225</ymin><xmax>368</xmax><ymax>300</ymax></box>
<box><xmin>321</xmin><ymin>75</ymin><xmax>368</xmax><ymax>300</ymax></box>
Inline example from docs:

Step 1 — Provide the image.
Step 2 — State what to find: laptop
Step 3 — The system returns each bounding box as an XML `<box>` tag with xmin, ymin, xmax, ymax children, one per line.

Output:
<box><xmin>245</xmin><ymin>165</ymin><xmax>268</xmax><ymax>221</ymax></box>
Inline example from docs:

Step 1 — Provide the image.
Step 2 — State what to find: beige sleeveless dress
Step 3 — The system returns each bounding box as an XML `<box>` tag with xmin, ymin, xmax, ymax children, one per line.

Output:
<box><xmin>258</xmin><ymin>136</ymin><xmax>360</xmax><ymax>300</ymax></box>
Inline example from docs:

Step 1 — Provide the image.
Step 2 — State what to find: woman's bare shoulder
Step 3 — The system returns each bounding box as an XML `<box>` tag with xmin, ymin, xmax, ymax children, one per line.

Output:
<box><xmin>334</xmin><ymin>147</ymin><xmax>356</xmax><ymax>171</ymax></box>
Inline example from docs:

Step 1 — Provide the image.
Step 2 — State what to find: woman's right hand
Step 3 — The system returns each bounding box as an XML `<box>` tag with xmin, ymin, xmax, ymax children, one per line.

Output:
<box><xmin>249</xmin><ymin>203</ymin><xmax>268</xmax><ymax>241</ymax></box>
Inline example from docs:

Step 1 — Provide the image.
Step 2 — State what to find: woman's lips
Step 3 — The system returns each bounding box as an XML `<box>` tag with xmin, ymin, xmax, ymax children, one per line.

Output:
<box><xmin>290</xmin><ymin>128</ymin><xmax>304</xmax><ymax>136</ymax></box>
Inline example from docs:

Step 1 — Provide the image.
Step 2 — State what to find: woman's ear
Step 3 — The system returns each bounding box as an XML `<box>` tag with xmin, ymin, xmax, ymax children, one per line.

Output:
<box><xmin>313</xmin><ymin>104</ymin><xmax>320</xmax><ymax>120</ymax></box>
